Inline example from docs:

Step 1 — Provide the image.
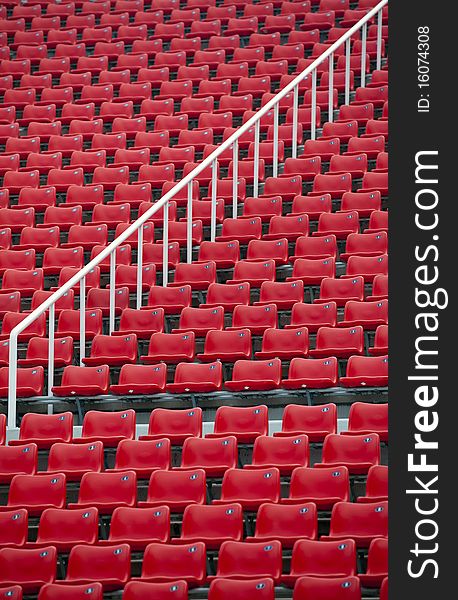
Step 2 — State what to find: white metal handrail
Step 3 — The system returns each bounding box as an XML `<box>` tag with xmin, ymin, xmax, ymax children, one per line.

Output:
<box><xmin>6</xmin><ymin>0</ymin><xmax>388</xmax><ymax>429</ymax></box>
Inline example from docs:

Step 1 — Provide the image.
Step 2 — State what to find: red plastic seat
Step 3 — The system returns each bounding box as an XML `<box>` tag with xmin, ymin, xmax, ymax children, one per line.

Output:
<box><xmin>210</xmin><ymin>540</ymin><xmax>282</xmax><ymax>583</ymax></box>
<box><xmin>132</xmin><ymin>542</ymin><xmax>205</xmax><ymax>587</ymax></box>
<box><xmin>216</xmin><ymin>217</ymin><xmax>262</xmax><ymax>244</ymax></box>
<box><xmin>357</xmin><ymin>465</ymin><xmax>388</xmax><ymax>504</ymax></box>
<box><xmin>0</xmin><ymin>443</ymin><xmax>37</xmax><ymax>484</ymax></box>
<box><xmin>291</xmin><ymin>235</ymin><xmax>337</xmax><ymax>260</ymax></box>
<box><xmin>329</xmin><ymin>153</ymin><xmax>367</xmax><ymax>179</ymax></box>
<box><xmin>168</xmin><ymin>361</ymin><xmax>223</xmax><ymax>394</ymax></box>
<box><xmin>175</xmin><ymin>503</ymin><xmax>242</xmax><ymax>550</ymax></box>
<box><xmin>341</xmin><ymin>355</ymin><xmax>388</xmax><ymax>388</ymax></box>
<box><xmin>248</xmin><ymin>435</ymin><xmax>309</xmax><ymax>475</ymax></box>
<box><xmin>313</xmin><ymin>211</ymin><xmax>360</xmax><ymax>239</ymax></box>
<box><xmin>292</xmin><ymin>576</ymin><xmax>361</xmax><ymax>600</ymax></box>
<box><xmin>228</xmin><ymin>304</ymin><xmax>278</xmax><ymax>335</ymax></box>
<box><xmin>110</xmin><ymin>364</ymin><xmax>167</xmax><ymax>396</ymax></box>
<box><xmin>170</xmin><ymin>262</ymin><xmax>217</xmax><ymax>291</ymax></box>
<box><xmin>340</xmin><ymin>232</ymin><xmax>387</xmax><ymax>261</ymax></box>
<box><xmin>343</xmin><ymin>403</ymin><xmax>388</xmax><ymax>443</ymax></box>
<box><xmin>39</xmin><ymin>205</ymin><xmax>83</xmax><ymax>232</ymax></box>
<box><xmin>200</xmin><ymin>283</ymin><xmax>250</xmax><ymax>312</ymax></box>
<box><xmin>82</xmin><ymin>335</ymin><xmax>137</xmax><ymax>368</ymax></box>
<box><xmin>17</xmin><ymin>227</ymin><xmax>60</xmax><ymax>252</ymax></box>
<box><xmin>3</xmin><ymin>170</ymin><xmax>40</xmax><ymax>194</ymax></box>
<box><xmin>42</xmin><ymin>247</ymin><xmax>84</xmax><ymax>276</ymax></box>
<box><xmin>255</xmin><ymin>280</ymin><xmax>304</xmax><ymax>310</ymax></box>
<box><xmin>339</xmin><ymin>300</ymin><xmax>388</xmax><ymax>329</ymax></box>
<box><xmin>205</xmin><ymin>405</ymin><xmax>268</xmax><ymax>444</ymax></box>
<box><xmin>0</xmin><ymin>208</ymin><xmax>35</xmax><ymax>233</ymax></box>
<box><xmin>344</xmin><ymin>254</ymin><xmax>388</xmax><ymax>283</ymax></box>
<box><xmin>275</xmin><ymin>403</ymin><xmax>337</xmax><ymax>442</ymax></box>
<box><xmin>108</xmin><ymin>438</ymin><xmax>170</xmax><ymax>479</ymax></box>
<box><xmin>309</xmin><ymin>326</ymin><xmax>364</xmax><ymax>359</ymax></box>
<box><xmin>314</xmin><ymin>277</ymin><xmax>365</xmax><ymax>306</ymax></box>
<box><xmin>0</xmin><ymin>366</ymin><xmax>44</xmax><ymax>398</ymax></box>
<box><xmin>213</xmin><ymin>467</ymin><xmax>280</xmax><ymax>510</ymax></box>
<box><xmin>197</xmin><ymin>241</ymin><xmax>240</xmax><ymax>269</ymax></box>
<box><xmin>172</xmin><ymin>306</ymin><xmax>224</xmax><ymax>337</ymax></box>
<box><xmin>225</xmin><ymin>358</ymin><xmax>281</xmax><ymax>392</ymax></box>
<box><xmin>365</xmin><ymin>210</ymin><xmax>388</xmax><ymax>235</ymax></box>
<box><xmin>0</xmin><ymin>509</ymin><xmax>28</xmax><ymax>549</ymax></box>
<box><xmin>68</xmin><ymin>471</ymin><xmax>137</xmax><ymax>515</ymax></box>
<box><xmin>368</xmin><ymin>325</ymin><xmax>388</xmax><ymax>356</ymax></box>
<box><xmin>140</xmin><ymin>332</ymin><xmax>194</xmax><ymax>364</ymax></box>
<box><xmin>114</xmin><ymin>307</ymin><xmax>163</xmax><ymax>338</ymax></box>
<box><xmin>123</xmin><ymin>580</ymin><xmax>188</xmax><ymax>600</ymax></box>
<box><xmin>286</xmin><ymin>457</ymin><xmax>350</xmax><ymax>507</ymax></box>
<box><xmin>99</xmin><ymin>506</ymin><xmax>169</xmax><ymax>551</ymax></box>
<box><xmin>0</xmin><ymin>546</ymin><xmax>57</xmax><ymax>593</ymax></box>
<box><xmin>65</xmin><ymin>543</ymin><xmax>131</xmax><ymax>590</ymax></box>
<box><xmin>139</xmin><ymin>468</ymin><xmax>206</xmax><ymax>512</ymax></box>
<box><xmin>246</xmin><ymin>502</ymin><xmax>317</xmax><ymax>548</ymax></box>
<box><xmin>208</xmin><ymin>578</ymin><xmax>274</xmax><ymax>600</ymax></box>
<box><xmin>316</xmin><ymin>433</ymin><xmax>381</xmax><ymax>475</ymax></box>
<box><xmin>254</xmin><ymin>328</ymin><xmax>309</xmax><ymax>361</ymax></box>
<box><xmin>246</xmin><ymin>238</ymin><xmax>289</xmax><ymax>264</ymax></box>
<box><xmin>322</xmin><ymin>501</ymin><xmax>388</xmax><ymax>548</ymax></box>
<box><xmin>38</xmin><ymin>583</ymin><xmax>103</xmax><ymax>600</ymax></box>
<box><xmin>71</xmin><ymin>409</ymin><xmax>135</xmax><ymax>447</ymax></box>
<box><xmin>197</xmin><ymin>329</ymin><xmax>252</xmax><ymax>363</ymax></box>
<box><xmin>51</xmin><ymin>365</ymin><xmax>109</xmax><ymax>398</ymax></box>
<box><xmin>9</xmin><ymin>413</ymin><xmax>72</xmax><ymax>449</ymax></box>
<box><xmin>45</xmin><ymin>440</ymin><xmax>103</xmax><ymax>482</ymax></box>
<box><xmin>359</xmin><ymin>537</ymin><xmax>388</xmax><ymax>587</ymax></box>
<box><xmin>32</xmin><ymin>507</ymin><xmax>99</xmax><ymax>552</ymax></box>
<box><xmin>139</xmin><ymin>407</ymin><xmax>202</xmax><ymax>445</ymax></box>
<box><xmin>176</xmin><ymin>436</ymin><xmax>237</xmax><ymax>478</ymax></box>
<box><xmin>0</xmin><ymin>249</ymin><xmax>35</xmax><ymax>274</ymax></box>
<box><xmin>282</xmin><ymin>357</ymin><xmax>339</xmax><ymax>389</ymax></box>
<box><xmin>1</xmin><ymin>473</ymin><xmax>66</xmax><ymax>517</ymax></box>
<box><xmin>283</xmin><ymin>538</ymin><xmax>356</xmax><ymax>586</ymax></box>
<box><xmin>56</xmin><ymin>309</ymin><xmax>103</xmax><ymax>340</ymax></box>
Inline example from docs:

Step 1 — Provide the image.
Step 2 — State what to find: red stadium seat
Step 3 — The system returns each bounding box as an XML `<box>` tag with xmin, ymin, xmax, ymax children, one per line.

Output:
<box><xmin>110</xmin><ymin>364</ymin><xmax>167</xmax><ymax>396</ymax></box>
<box><xmin>275</xmin><ymin>404</ymin><xmax>337</xmax><ymax>442</ymax></box>
<box><xmin>56</xmin><ymin>309</ymin><xmax>103</xmax><ymax>340</ymax></box>
<box><xmin>292</xmin><ymin>576</ymin><xmax>361</xmax><ymax>600</ymax></box>
<box><xmin>68</xmin><ymin>471</ymin><xmax>137</xmax><ymax>515</ymax></box>
<box><xmin>255</xmin><ymin>280</ymin><xmax>304</xmax><ymax>309</ymax></box>
<box><xmin>0</xmin><ymin>509</ymin><xmax>28</xmax><ymax>549</ymax></box>
<box><xmin>139</xmin><ymin>407</ymin><xmax>202</xmax><ymax>445</ymax></box>
<box><xmin>283</xmin><ymin>465</ymin><xmax>350</xmax><ymax>509</ymax></box>
<box><xmin>51</xmin><ymin>365</ymin><xmax>110</xmax><ymax>397</ymax></box>
<box><xmin>314</xmin><ymin>277</ymin><xmax>365</xmax><ymax>306</ymax></box>
<box><xmin>138</xmin><ymin>469</ymin><xmax>206</xmax><ymax>512</ymax></box>
<box><xmin>228</xmin><ymin>304</ymin><xmax>278</xmax><ymax>335</ymax></box>
<box><xmin>31</xmin><ymin>507</ymin><xmax>99</xmax><ymax>552</ymax></box>
<box><xmin>282</xmin><ymin>357</ymin><xmax>338</xmax><ymax>389</ymax></box>
<box><xmin>115</xmin><ymin>308</ymin><xmax>165</xmax><ymax>339</ymax></box>
<box><xmin>168</xmin><ymin>361</ymin><xmax>223</xmax><ymax>393</ymax></box>
<box><xmin>1</xmin><ymin>270</ymin><xmax>42</xmax><ymax>302</ymax></box>
<box><xmin>316</xmin><ymin>433</ymin><xmax>381</xmax><ymax>474</ymax></box>
<box><xmin>197</xmin><ymin>329</ymin><xmax>252</xmax><ymax>363</ymax></box>
<box><xmin>38</xmin><ymin>584</ymin><xmax>103</xmax><ymax>600</ymax></box>
<box><xmin>309</xmin><ymin>326</ymin><xmax>364</xmax><ymax>359</ymax></box>
<box><xmin>206</xmin><ymin>405</ymin><xmax>268</xmax><ymax>443</ymax></box>
<box><xmin>0</xmin><ymin>444</ymin><xmax>37</xmax><ymax>484</ymax></box>
<box><xmin>1</xmin><ymin>473</ymin><xmax>66</xmax><ymax>517</ymax></box>
<box><xmin>247</xmin><ymin>435</ymin><xmax>309</xmax><ymax>475</ymax></box>
<box><xmin>210</xmin><ymin>540</ymin><xmax>282</xmax><ymax>583</ymax></box>
<box><xmin>343</xmin><ymin>403</ymin><xmax>388</xmax><ymax>442</ymax></box>
<box><xmin>108</xmin><ymin>439</ymin><xmax>170</xmax><ymax>479</ymax></box>
<box><xmin>0</xmin><ymin>546</ymin><xmax>57</xmax><ymax>593</ymax></box>
<box><xmin>213</xmin><ymin>467</ymin><xmax>280</xmax><ymax>510</ymax></box>
<box><xmin>226</xmin><ymin>359</ymin><xmax>282</xmax><ymax>392</ymax></box>
<box><xmin>322</xmin><ymin>501</ymin><xmax>388</xmax><ymax>548</ymax></box>
<box><xmin>73</xmin><ymin>409</ymin><xmax>135</xmax><ymax>447</ymax></box>
<box><xmin>283</xmin><ymin>538</ymin><xmax>356</xmax><ymax>586</ymax></box>
<box><xmin>209</xmin><ymin>578</ymin><xmax>274</xmax><ymax>600</ymax></box>
<box><xmin>176</xmin><ymin>436</ymin><xmax>238</xmax><ymax>477</ymax></box>
<box><xmin>175</xmin><ymin>503</ymin><xmax>243</xmax><ymax>549</ymax></box>
<box><xmin>123</xmin><ymin>581</ymin><xmax>188</xmax><ymax>600</ymax></box>
<box><xmin>46</xmin><ymin>442</ymin><xmax>104</xmax><ymax>483</ymax></box>
<box><xmin>200</xmin><ymin>283</ymin><xmax>251</xmax><ymax>312</ymax></box>
<box><xmin>9</xmin><ymin>413</ymin><xmax>73</xmax><ymax>449</ymax></box>
<box><xmin>357</xmin><ymin>465</ymin><xmax>388</xmax><ymax>504</ymax></box>
<box><xmin>65</xmin><ymin>544</ymin><xmax>131</xmax><ymax>590</ymax></box>
<box><xmin>359</xmin><ymin>537</ymin><xmax>388</xmax><ymax>587</ymax></box>
<box><xmin>255</xmin><ymin>328</ymin><xmax>309</xmax><ymax>360</ymax></box>
<box><xmin>0</xmin><ymin>366</ymin><xmax>44</xmax><ymax>398</ymax></box>
<box><xmin>100</xmin><ymin>506</ymin><xmax>169</xmax><ymax>551</ymax></box>
<box><xmin>246</xmin><ymin>502</ymin><xmax>317</xmax><ymax>548</ymax></box>
<box><xmin>227</xmin><ymin>260</ymin><xmax>276</xmax><ymax>288</ymax></box>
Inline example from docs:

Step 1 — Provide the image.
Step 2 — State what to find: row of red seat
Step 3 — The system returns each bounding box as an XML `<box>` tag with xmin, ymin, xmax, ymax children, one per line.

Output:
<box><xmin>0</xmin><ymin>576</ymin><xmax>389</xmax><ymax>600</ymax></box>
<box><xmin>0</xmin><ymin>353</ymin><xmax>388</xmax><ymax>398</ymax></box>
<box><xmin>0</xmin><ymin>536</ymin><xmax>387</xmax><ymax>592</ymax></box>
<box><xmin>1</xmin><ymin>403</ymin><xmax>385</xmax><ymax>447</ymax></box>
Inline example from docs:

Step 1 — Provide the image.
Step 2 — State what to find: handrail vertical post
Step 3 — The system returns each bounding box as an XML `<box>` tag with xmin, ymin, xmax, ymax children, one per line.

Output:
<box><xmin>311</xmin><ymin>69</ymin><xmax>317</xmax><ymax>141</ymax></box>
<box><xmin>47</xmin><ymin>304</ymin><xmax>55</xmax><ymax>397</ymax></box>
<box><xmin>273</xmin><ymin>103</ymin><xmax>279</xmax><ymax>177</ymax></box>
<box><xmin>79</xmin><ymin>276</ymin><xmax>86</xmax><ymax>366</ymax></box>
<box><xmin>376</xmin><ymin>8</ymin><xmax>383</xmax><ymax>71</ymax></box>
<box><xmin>136</xmin><ymin>224</ymin><xmax>143</xmax><ymax>309</ymax></box>
<box><xmin>345</xmin><ymin>38</ymin><xmax>351</xmax><ymax>106</ymax></box>
<box><xmin>253</xmin><ymin>120</ymin><xmax>260</xmax><ymax>198</ymax></box>
<box><xmin>162</xmin><ymin>201</ymin><xmax>169</xmax><ymax>287</ymax></box>
<box><xmin>210</xmin><ymin>159</ymin><xmax>217</xmax><ymax>242</ymax></box>
<box><xmin>109</xmin><ymin>251</ymin><xmax>116</xmax><ymax>334</ymax></box>
<box><xmin>291</xmin><ymin>87</ymin><xmax>299</xmax><ymax>160</ymax></box>
<box><xmin>328</xmin><ymin>53</ymin><xmax>334</xmax><ymax>123</ymax></box>
<box><xmin>232</xmin><ymin>140</ymin><xmax>238</xmax><ymax>218</ymax></box>
<box><xmin>361</xmin><ymin>22</ymin><xmax>367</xmax><ymax>88</ymax></box>
<box><xmin>186</xmin><ymin>181</ymin><xmax>193</xmax><ymax>263</ymax></box>
<box><xmin>7</xmin><ymin>333</ymin><xmax>18</xmax><ymax>429</ymax></box>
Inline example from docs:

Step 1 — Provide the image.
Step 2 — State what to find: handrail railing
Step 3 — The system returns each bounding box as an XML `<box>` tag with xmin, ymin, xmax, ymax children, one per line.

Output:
<box><xmin>7</xmin><ymin>0</ymin><xmax>388</xmax><ymax>429</ymax></box>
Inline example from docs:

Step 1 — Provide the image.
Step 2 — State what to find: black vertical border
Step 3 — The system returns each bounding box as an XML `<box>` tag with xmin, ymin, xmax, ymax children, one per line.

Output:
<box><xmin>390</xmin><ymin>1</ymin><xmax>456</xmax><ymax>598</ymax></box>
